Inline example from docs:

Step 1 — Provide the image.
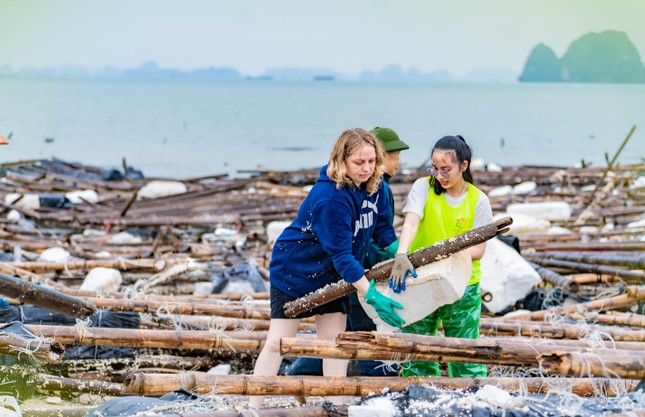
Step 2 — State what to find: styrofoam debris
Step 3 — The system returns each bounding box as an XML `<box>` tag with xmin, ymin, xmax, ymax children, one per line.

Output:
<box><xmin>512</xmin><ymin>181</ymin><xmax>536</xmax><ymax>195</ymax></box>
<box><xmin>547</xmin><ymin>226</ymin><xmax>573</xmax><ymax>235</ymax></box>
<box><xmin>487</xmin><ymin>163</ymin><xmax>502</xmax><ymax>172</ymax></box>
<box><xmin>206</xmin><ymin>364</ymin><xmax>232</xmax><ymax>375</ymax></box>
<box><xmin>475</xmin><ymin>385</ymin><xmax>523</xmax><ymax>409</ymax></box>
<box><xmin>496</xmin><ymin>213</ymin><xmax>550</xmax><ymax>235</ymax></box>
<box><xmin>38</xmin><ymin>247</ymin><xmax>70</xmax><ymax>263</ymax></box>
<box><xmin>4</xmin><ymin>193</ymin><xmax>40</xmax><ymax>210</ymax></box>
<box><xmin>627</xmin><ymin>218</ymin><xmax>645</xmax><ymax>229</ymax></box>
<box><xmin>137</xmin><ymin>180</ymin><xmax>187</xmax><ymax>200</ymax></box>
<box><xmin>349</xmin><ymin>397</ymin><xmax>397</xmax><ymax>417</ymax></box>
<box><xmin>83</xmin><ymin>228</ymin><xmax>106</xmax><ymax>237</ymax></box>
<box><xmin>360</xmin><ymin>251</ymin><xmax>472</xmax><ymax>332</ymax></box>
<box><xmin>507</xmin><ymin>201</ymin><xmax>571</xmax><ymax>221</ymax></box>
<box><xmin>488</xmin><ymin>185</ymin><xmax>512</xmax><ymax>198</ymax></box>
<box><xmin>79</xmin><ymin>267</ymin><xmax>122</xmax><ymax>293</ymax></box>
<box><xmin>0</xmin><ymin>395</ymin><xmax>21</xmax><ymax>417</ymax></box>
<box><xmin>266</xmin><ymin>221</ymin><xmax>291</xmax><ymax>245</ymax></box>
<box><xmin>6</xmin><ymin>209</ymin><xmax>21</xmax><ymax>223</ymax></box>
<box><xmin>631</xmin><ymin>176</ymin><xmax>645</xmax><ymax>189</ymax></box>
<box><xmin>193</xmin><ymin>282</ymin><xmax>215</xmax><ymax>296</ymax></box>
<box><xmin>108</xmin><ymin>232</ymin><xmax>143</xmax><ymax>244</ymax></box>
<box><xmin>65</xmin><ymin>189</ymin><xmax>99</xmax><ymax>204</ymax></box>
<box><xmin>470</xmin><ymin>158</ymin><xmax>486</xmax><ymax>171</ymax></box>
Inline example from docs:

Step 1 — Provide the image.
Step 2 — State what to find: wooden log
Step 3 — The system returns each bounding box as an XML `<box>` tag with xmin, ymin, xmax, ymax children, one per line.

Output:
<box><xmin>479</xmin><ymin>317</ymin><xmax>645</xmax><ymax>342</ymax></box>
<box><xmin>0</xmin><ymin>272</ymin><xmax>97</xmax><ymax>318</ymax></box>
<box><xmin>36</xmin><ymin>374</ymin><xmax>123</xmax><ymax>396</ymax></box>
<box><xmin>121</xmin><ymin>373</ymin><xmax>638</xmax><ymax>398</ymax></box>
<box><xmin>539</xmin><ymin>350</ymin><xmax>645</xmax><ymax>379</ymax></box>
<box><xmin>507</xmin><ymin>285</ymin><xmax>645</xmax><ymax>321</ymax></box>
<box><xmin>24</xmin><ymin>324</ymin><xmax>267</xmax><ymax>351</ymax></box>
<box><xmin>526</xmin><ymin>257</ymin><xmax>644</xmax><ymax>283</ymax></box>
<box><xmin>527</xmin><ymin>261</ymin><xmax>579</xmax><ymax>292</ymax></box>
<box><xmin>284</xmin><ymin>217</ymin><xmax>513</xmax><ymax>317</ymax></box>
<box><xmin>0</xmin><ymin>329</ymin><xmax>65</xmax><ymax>364</ymax></box>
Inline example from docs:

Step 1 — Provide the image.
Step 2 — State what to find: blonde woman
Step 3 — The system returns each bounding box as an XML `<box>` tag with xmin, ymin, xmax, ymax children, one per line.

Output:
<box><xmin>250</xmin><ymin>128</ymin><xmax>404</xmax><ymax>408</ymax></box>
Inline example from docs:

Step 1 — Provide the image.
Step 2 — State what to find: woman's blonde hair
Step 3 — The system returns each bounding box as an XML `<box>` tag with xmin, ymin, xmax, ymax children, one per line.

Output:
<box><xmin>327</xmin><ymin>128</ymin><xmax>385</xmax><ymax>195</ymax></box>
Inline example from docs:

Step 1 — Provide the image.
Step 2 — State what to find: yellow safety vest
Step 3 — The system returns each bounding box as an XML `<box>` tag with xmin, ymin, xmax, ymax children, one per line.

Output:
<box><xmin>410</xmin><ymin>178</ymin><xmax>482</xmax><ymax>285</ymax></box>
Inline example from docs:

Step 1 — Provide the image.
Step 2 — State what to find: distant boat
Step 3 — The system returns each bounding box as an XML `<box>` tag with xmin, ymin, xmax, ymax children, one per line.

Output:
<box><xmin>314</xmin><ymin>75</ymin><xmax>335</xmax><ymax>81</ymax></box>
<box><xmin>45</xmin><ymin>137</ymin><xmax>55</xmax><ymax>143</ymax></box>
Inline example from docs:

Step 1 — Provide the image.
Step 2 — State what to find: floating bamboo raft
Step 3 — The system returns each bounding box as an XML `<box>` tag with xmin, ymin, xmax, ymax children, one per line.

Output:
<box><xmin>0</xmin><ymin>157</ymin><xmax>643</xmax><ymax>415</ymax></box>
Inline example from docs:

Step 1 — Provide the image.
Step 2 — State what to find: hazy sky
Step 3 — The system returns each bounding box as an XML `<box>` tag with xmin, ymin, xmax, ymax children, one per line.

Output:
<box><xmin>1</xmin><ymin>0</ymin><xmax>644</xmax><ymax>76</ymax></box>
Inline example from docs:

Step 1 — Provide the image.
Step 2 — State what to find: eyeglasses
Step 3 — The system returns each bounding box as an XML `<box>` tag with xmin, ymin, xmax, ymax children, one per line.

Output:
<box><xmin>426</xmin><ymin>167</ymin><xmax>452</xmax><ymax>178</ymax></box>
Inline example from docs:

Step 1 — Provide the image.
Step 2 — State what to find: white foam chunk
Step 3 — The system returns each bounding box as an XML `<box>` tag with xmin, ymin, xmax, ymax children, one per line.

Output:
<box><xmin>359</xmin><ymin>251</ymin><xmax>472</xmax><ymax>332</ymax></box>
<box><xmin>79</xmin><ymin>267</ymin><xmax>122</xmax><ymax>293</ymax></box>
<box><xmin>349</xmin><ymin>397</ymin><xmax>397</xmax><ymax>417</ymax></box>
<box><xmin>65</xmin><ymin>189</ymin><xmax>99</xmax><ymax>204</ymax></box>
<box><xmin>4</xmin><ymin>193</ymin><xmax>40</xmax><ymax>210</ymax></box>
<box><xmin>137</xmin><ymin>180</ymin><xmax>188</xmax><ymax>200</ymax></box>
<box><xmin>512</xmin><ymin>181</ymin><xmax>536</xmax><ymax>195</ymax></box>
<box><xmin>38</xmin><ymin>247</ymin><xmax>70</xmax><ymax>263</ymax></box>
<box><xmin>507</xmin><ymin>201</ymin><xmax>571</xmax><ymax>221</ymax></box>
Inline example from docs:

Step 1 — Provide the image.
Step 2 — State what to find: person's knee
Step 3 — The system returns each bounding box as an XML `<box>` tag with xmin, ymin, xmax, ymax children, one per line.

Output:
<box><xmin>263</xmin><ymin>336</ymin><xmax>282</xmax><ymax>353</ymax></box>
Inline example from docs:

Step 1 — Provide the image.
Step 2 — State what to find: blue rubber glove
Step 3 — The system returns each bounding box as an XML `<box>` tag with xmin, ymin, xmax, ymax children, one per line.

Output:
<box><xmin>388</xmin><ymin>253</ymin><xmax>417</xmax><ymax>293</ymax></box>
<box><xmin>364</xmin><ymin>280</ymin><xmax>405</xmax><ymax>327</ymax></box>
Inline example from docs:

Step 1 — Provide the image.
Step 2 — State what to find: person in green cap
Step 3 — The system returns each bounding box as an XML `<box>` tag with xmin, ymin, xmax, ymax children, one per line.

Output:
<box><xmin>346</xmin><ymin>126</ymin><xmax>411</xmax><ymax>376</ymax></box>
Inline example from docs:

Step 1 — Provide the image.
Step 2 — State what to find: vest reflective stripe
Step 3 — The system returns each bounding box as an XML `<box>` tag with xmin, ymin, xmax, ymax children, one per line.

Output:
<box><xmin>410</xmin><ymin>179</ymin><xmax>482</xmax><ymax>285</ymax></box>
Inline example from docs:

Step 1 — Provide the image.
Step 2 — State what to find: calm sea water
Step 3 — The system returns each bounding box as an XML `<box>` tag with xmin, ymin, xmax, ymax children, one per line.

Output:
<box><xmin>0</xmin><ymin>78</ymin><xmax>643</xmax><ymax>178</ymax></box>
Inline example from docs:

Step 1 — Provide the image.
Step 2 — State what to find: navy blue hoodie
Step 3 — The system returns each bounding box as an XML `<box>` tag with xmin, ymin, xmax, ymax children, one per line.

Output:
<box><xmin>270</xmin><ymin>165</ymin><xmax>397</xmax><ymax>298</ymax></box>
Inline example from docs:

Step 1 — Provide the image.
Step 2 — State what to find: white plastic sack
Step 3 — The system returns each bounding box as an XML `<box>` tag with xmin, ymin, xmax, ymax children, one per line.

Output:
<box><xmin>137</xmin><ymin>180</ymin><xmax>187</xmax><ymax>200</ymax></box>
<box><xmin>480</xmin><ymin>237</ymin><xmax>541</xmax><ymax>313</ymax></box>
<box><xmin>359</xmin><ymin>251</ymin><xmax>472</xmax><ymax>332</ymax></box>
<box><xmin>79</xmin><ymin>267</ymin><xmax>122</xmax><ymax>293</ymax></box>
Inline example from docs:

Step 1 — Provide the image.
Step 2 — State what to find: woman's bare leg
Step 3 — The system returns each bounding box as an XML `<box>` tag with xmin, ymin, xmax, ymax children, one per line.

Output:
<box><xmin>316</xmin><ymin>313</ymin><xmax>349</xmax><ymax>404</ymax></box>
<box><xmin>248</xmin><ymin>318</ymin><xmax>301</xmax><ymax>409</ymax></box>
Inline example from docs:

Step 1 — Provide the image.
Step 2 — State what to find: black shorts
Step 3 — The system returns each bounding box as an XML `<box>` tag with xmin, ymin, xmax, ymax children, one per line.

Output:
<box><xmin>270</xmin><ymin>285</ymin><xmax>350</xmax><ymax>319</ymax></box>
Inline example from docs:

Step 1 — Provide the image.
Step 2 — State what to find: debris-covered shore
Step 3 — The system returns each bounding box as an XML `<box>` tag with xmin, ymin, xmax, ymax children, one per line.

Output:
<box><xmin>0</xmin><ymin>157</ymin><xmax>643</xmax><ymax>417</ymax></box>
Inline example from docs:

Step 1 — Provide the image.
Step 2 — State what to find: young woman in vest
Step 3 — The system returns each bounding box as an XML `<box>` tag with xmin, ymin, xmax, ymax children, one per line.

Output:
<box><xmin>389</xmin><ymin>134</ymin><xmax>493</xmax><ymax>377</ymax></box>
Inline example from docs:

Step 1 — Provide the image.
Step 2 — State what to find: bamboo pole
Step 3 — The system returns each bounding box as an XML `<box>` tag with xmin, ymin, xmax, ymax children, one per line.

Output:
<box><xmin>132</xmin><ymin>406</ymin><xmax>349</xmax><ymax>417</ymax></box>
<box><xmin>567</xmin><ymin>311</ymin><xmax>645</xmax><ymax>328</ymax></box>
<box><xmin>121</xmin><ymin>373</ymin><xmax>638</xmax><ymax>398</ymax></box>
<box><xmin>0</xmin><ymin>272</ymin><xmax>97</xmax><ymax>318</ymax></box>
<box><xmin>281</xmin><ymin>333</ymin><xmax>607</xmax><ymax>368</ymax></box>
<box><xmin>3</xmin><ymin>258</ymin><xmax>177</xmax><ymax>273</ymax></box>
<box><xmin>526</xmin><ymin>258</ymin><xmax>644</xmax><ymax>283</ymax></box>
<box><xmin>479</xmin><ymin>317</ymin><xmax>645</xmax><ymax>342</ymax></box>
<box><xmin>36</xmin><ymin>374</ymin><xmax>123</xmax><ymax>396</ymax></box>
<box><xmin>527</xmin><ymin>261</ymin><xmax>579</xmax><ymax>292</ymax></box>
<box><xmin>0</xmin><ymin>330</ymin><xmax>65</xmax><ymax>364</ymax></box>
<box><xmin>81</xmin><ymin>297</ymin><xmax>270</xmax><ymax>319</ymax></box>
<box><xmin>528</xmin><ymin>252</ymin><xmax>645</xmax><ymax>269</ymax></box>
<box><xmin>507</xmin><ymin>285</ymin><xmax>645</xmax><ymax>321</ymax></box>
<box><xmin>539</xmin><ymin>350</ymin><xmax>645</xmax><ymax>379</ymax></box>
<box><xmin>24</xmin><ymin>324</ymin><xmax>267</xmax><ymax>351</ymax></box>
<box><xmin>284</xmin><ymin>217</ymin><xmax>512</xmax><ymax>317</ymax></box>
<box><xmin>526</xmin><ymin>241</ymin><xmax>645</xmax><ymax>252</ymax></box>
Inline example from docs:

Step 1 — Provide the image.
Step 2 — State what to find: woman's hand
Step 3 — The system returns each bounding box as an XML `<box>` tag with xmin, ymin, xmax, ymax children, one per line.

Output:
<box><xmin>389</xmin><ymin>253</ymin><xmax>417</xmax><ymax>293</ymax></box>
